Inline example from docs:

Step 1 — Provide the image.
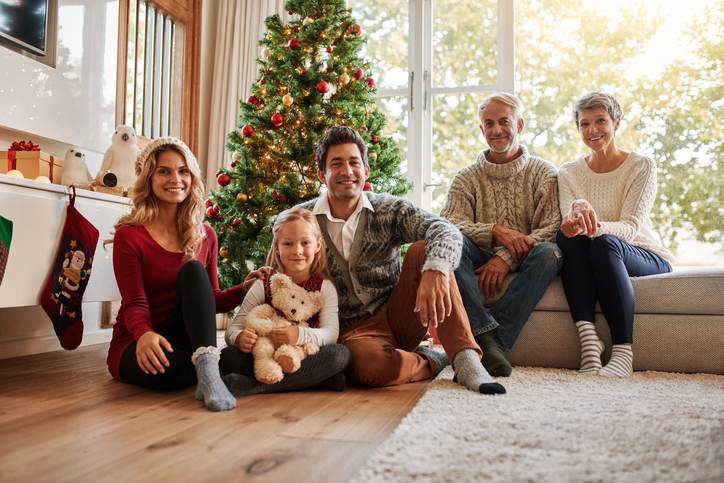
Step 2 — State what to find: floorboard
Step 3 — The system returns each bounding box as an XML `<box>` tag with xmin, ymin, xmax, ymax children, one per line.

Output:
<box><xmin>0</xmin><ymin>342</ymin><xmax>427</xmax><ymax>483</ymax></box>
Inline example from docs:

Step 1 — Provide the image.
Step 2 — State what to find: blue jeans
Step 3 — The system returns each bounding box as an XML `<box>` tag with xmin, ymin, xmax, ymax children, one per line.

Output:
<box><xmin>454</xmin><ymin>236</ymin><xmax>563</xmax><ymax>350</ymax></box>
<box><xmin>556</xmin><ymin>232</ymin><xmax>672</xmax><ymax>344</ymax></box>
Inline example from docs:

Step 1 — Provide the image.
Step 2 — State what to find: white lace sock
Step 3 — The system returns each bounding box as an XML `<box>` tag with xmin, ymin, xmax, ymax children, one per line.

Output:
<box><xmin>600</xmin><ymin>344</ymin><xmax>634</xmax><ymax>377</ymax></box>
<box><xmin>576</xmin><ymin>321</ymin><xmax>604</xmax><ymax>374</ymax></box>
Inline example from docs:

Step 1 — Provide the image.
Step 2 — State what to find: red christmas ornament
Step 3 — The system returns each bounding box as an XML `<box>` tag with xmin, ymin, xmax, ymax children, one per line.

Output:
<box><xmin>316</xmin><ymin>80</ymin><xmax>330</xmax><ymax>93</ymax></box>
<box><xmin>355</xmin><ymin>68</ymin><xmax>364</xmax><ymax>80</ymax></box>
<box><xmin>259</xmin><ymin>79</ymin><xmax>266</xmax><ymax>85</ymax></box>
<box><xmin>363</xmin><ymin>182</ymin><xmax>373</xmax><ymax>192</ymax></box>
<box><xmin>230</xmin><ymin>161</ymin><xmax>238</xmax><ymax>168</ymax></box>
<box><xmin>242</xmin><ymin>124</ymin><xmax>255</xmax><ymax>137</ymax></box>
<box><xmin>347</xmin><ymin>24</ymin><xmax>362</xmax><ymax>36</ymax></box>
<box><xmin>272</xmin><ymin>190</ymin><xmax>287</xmax><ymax>202</ymax></box>
<box><xmin>204</xmin><ymin>198</ymin><xmax>213</xmax><ymax>208</ymax></box>
<box><xmin>287</xmin><ymin>38</ymin><xmax>301</xmax><ymax>50</ymax></box>
<box><xmin>326</xmin><ymin>45</ymin><xmax>334</xmax><ymax>53</ymax></box>
<box><xmin>206</xmin><ymin>205</ymin><xmax>220</xmax><ymax>218</ymax></box>
<box><xmin>231</xmin><ymin>218</ymin><xmax>241</xmax><ymax>227</ymax></box>
<box><xmin>271</xmin><ymin>113</ymin><xmax>285</xmax><ymax>126</ymax></box>
<box><xmin>366</xmin><ymin>77</ymin><xmax>375</xmax><ymax>89</ymax></box>
<box><xmin>216</xmin><ymin>173</ymin><xmax>231</xmax><ymax>187</ymax></box>
<box><xmin>264</xmin><ymin>69</ymin><xmax>271</xmax><ymax>75</ymax></box>
<box><xmin>371</xmin><ymin>135</ymin><xmax>380</xmax><ymax>143</ymax></box>
<box><xmin>247</xmin><ymin>95</ymin><xmax>261</xmax><ymax>105</ymax></box>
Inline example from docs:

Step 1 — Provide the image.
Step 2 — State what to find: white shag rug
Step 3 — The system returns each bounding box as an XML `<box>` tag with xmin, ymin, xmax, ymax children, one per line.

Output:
<box><xmin>352</xmin><ymin>367</ymin><xmax>724</xmax><ymax>483</ymax></box>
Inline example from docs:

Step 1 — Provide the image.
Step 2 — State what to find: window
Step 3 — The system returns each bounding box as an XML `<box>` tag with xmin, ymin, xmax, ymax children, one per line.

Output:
<box><xmin>115</xmin><ymin>0</ymin><xmax>201</xmax><ymax>151</ymax></box>
<box><xmin>348</xmin><ymin>0</ymin><xmax>723</xmax><ymax>265</ymax></box>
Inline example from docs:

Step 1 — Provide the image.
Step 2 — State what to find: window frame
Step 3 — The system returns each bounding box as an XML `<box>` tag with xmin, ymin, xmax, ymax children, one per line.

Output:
<box><xmin>115</xmin><ymin>0</ymin><xmax>201</xmax><ymax>153</ymax></box>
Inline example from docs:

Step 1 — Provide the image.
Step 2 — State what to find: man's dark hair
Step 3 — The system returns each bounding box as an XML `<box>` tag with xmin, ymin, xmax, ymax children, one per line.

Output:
<box><xmin>315</xmin><ymin>126</ymin><xmax>368</xmax><ymax>171</ymax></box>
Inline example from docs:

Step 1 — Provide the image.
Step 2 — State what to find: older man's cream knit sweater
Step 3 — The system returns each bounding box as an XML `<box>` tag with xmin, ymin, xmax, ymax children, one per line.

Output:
<box><xmin>441</xmin><ymin>146</ymin><xmax>561</xmax><ymax>271</ymax></box>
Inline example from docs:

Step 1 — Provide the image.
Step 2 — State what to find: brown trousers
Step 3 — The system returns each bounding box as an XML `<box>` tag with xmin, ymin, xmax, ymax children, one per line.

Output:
<box><xmin>339</xmin><ymin>241</ymin><xmax>481</xmax><ymax>387</ymax></box>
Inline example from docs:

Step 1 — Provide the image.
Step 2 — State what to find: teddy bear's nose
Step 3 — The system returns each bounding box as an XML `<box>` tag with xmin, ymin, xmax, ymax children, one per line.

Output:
<box><xmin>291</xmin><ymin>309</ymin><xmax>296</xmax><ymax>314</ymax></box>
<box><xmin>122</xmin><ymin>133</ymin><xmax>129</xmax><ymax>141</ymax></box>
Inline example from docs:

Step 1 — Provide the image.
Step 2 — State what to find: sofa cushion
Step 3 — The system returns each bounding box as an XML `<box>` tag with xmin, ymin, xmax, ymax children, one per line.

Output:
<box><xmin>488</xmin><ymin>268</ymin><xmax>724</xmax><ymax>315</ymax></box>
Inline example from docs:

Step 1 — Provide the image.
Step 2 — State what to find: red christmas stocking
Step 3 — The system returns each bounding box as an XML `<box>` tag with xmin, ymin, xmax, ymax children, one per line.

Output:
<box><xmin>40</xmin><ymin>186</ymin><xmax>99</xmax><ymax>350</ymax></box>
<box><xmin>0</xmin><ymin>215</ymin><xmax>12</xmax><ymax>286</ymax></box>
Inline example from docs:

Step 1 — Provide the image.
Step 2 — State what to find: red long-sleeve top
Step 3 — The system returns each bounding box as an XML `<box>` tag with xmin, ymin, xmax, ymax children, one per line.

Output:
<box><xmin>107</xmin><ymin>224</ymin><xmax>245</xmax><ymax>380</ymax></box>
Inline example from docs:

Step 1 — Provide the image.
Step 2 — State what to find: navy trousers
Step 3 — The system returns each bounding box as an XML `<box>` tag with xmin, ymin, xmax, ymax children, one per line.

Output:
<box><xmin>556</xmin><ymin>232</ymin><xmax>672</xmax><ymax>344</ymax></box>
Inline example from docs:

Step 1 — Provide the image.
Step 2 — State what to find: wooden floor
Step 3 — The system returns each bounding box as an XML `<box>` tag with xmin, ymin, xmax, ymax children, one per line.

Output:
<box><xmin>0</xmin><ymin>342</ymin><xmax>427</xmax><ymax>483</ymax></box>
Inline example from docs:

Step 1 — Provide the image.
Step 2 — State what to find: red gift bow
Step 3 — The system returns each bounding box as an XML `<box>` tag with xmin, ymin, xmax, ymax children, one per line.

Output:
<box><xmin>9</xmin><ymin>140</ymin><xmax>40</xmax><ymax>151</ymax></box>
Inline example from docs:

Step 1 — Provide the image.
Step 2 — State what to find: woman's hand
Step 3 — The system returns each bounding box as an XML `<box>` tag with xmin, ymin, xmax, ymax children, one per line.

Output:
<box><xmin>136</xmin><ymin>331</ymin><xmax>173</xmax><ymax>375</ymax></box>
<box><xmin>560</xmin><ymin>213</ymin><xmax>584</xmax><ymax>238</ymax></box>
<box><xmin>269</xmin><ymin>326</ymin><xmax>300</xmax><ymax>346</ymax></box>
<box><xmin>571</xmin><ymin>199</ymin><xmax>600</xmax><ymax>236</ymax></box>
<box><xmin>237</xmin><ymin>328</ymin><xmax>258</xmax><ymax>353</ymax></box>
<box><xmin>242</xmin><ymin>266</ymin><xmax>273</xmax><ymax>291</ymax></box>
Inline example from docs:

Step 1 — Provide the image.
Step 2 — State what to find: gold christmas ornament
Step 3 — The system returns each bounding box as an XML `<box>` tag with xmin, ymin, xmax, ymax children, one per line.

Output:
<box><xmin>219</xmin><ymin>247</ymin><xmax>230</xmax><ymax>258</ymax></box>
<box><xmin>236</xmin><ymin>192</ymin><xmax>249</xmax><ymax>203</ymax></box>
<box><xmin>368</xmin><ymin>151</ymin><xmax>378</xmax><ymax>161</ymax></box>
<box><xmin>303</xmin><ymin>17</ymin><xmax>313</xmax><ymax>25</ymax></box>
<box><xmin>282</xmin><ymin>94</ymin><xmax>294</xmax><ymax>107</ymax></box>
<box><xmin>339</xmin><ymin>72</ymin><xmax>350</xmax><ymax>85</ymax></box>
<box><xmin>233</xmin><ymin>151</ymin><xmax>241</xmax><ymax>162</ymax></box>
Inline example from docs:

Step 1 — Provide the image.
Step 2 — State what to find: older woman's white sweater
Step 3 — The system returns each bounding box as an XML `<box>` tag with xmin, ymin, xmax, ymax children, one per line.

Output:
<box><xmin>557</xmin><ymin>152</ymin><xmax>674</xmax><ymax>264</ymax></box>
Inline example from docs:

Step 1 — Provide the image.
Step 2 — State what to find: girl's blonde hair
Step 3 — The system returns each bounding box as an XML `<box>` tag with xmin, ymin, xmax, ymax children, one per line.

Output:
<box><xmin>114</xmin><ymin>137</ymin><xmax>206</xmax><ymax>261</ymax></box>
<box><xmin>266</xmin><ymin>208</ymin><xmax>331</xmax><ymax>280</ymax></box>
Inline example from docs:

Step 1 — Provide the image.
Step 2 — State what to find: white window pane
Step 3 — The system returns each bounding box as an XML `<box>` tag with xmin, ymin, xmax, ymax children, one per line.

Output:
<box><xmin>430</xmin><ymin>93</ymin><xmax>484</xmax><ymax>213</ymax></box>
<box><xmin>347</xmin><ymin>0</ymin><xmax>408</xmax><ymax>90</ymax></box>
<box><xmin>432</xmin><ymin>0</ymin><xmax>497</xmax><ymax>88</ymax></box>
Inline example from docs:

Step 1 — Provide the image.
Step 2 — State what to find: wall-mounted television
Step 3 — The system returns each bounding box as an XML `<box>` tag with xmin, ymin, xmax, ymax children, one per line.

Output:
<box><xmin>0</xmin><ymin>0</ymin><xmax>50</xmax><ymax>55</ymax></box>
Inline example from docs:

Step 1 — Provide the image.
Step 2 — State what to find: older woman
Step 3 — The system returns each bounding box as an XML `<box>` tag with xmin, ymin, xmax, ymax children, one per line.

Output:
<box><xmin>556</xmin><ymin>92</ymin><xmax>674</xmax><ymax>377</ymax></box>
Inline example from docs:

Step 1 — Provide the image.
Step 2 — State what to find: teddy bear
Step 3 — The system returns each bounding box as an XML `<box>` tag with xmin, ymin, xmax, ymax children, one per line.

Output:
<box><xmin>244</xmin><ymin>273</ymin><xmax>323</xmax><ymax>384</ymax></box>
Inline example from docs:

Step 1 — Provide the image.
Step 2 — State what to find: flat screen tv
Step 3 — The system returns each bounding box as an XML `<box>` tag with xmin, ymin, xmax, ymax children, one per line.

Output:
<box><xmin>0</xmin><ymin>0</ymin><xmax>49</xmax><ymax>55</ymax></box>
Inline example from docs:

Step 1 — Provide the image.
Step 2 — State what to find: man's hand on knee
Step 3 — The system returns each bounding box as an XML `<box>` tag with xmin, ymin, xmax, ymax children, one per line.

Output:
<box><xmin>414</xmin><ymin>270</ymin><xmax>452</xmax><ymax>328</ymax></box>
<box><xmin>475</xmin><ymin>256</ymin><xmax>510</xmax><ymax>299</ymax></box>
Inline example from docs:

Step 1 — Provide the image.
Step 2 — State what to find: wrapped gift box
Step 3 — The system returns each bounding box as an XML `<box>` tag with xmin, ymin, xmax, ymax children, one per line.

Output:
<box><xmin>0</xmin><ymin>150</ymin><xmax>63</xmax><ymax>183</ymax></box>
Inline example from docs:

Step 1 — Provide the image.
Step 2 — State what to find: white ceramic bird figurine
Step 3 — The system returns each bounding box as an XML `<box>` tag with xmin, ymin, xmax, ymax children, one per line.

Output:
<box><xmin>61</xmin><ymin>148</ymin><xmax>93</xmax><ymax>189</ymax></box>
<box><xmin>95</xmin><ymin>125</ymin><xmax>140</xmax><ymax>193</ymax></box>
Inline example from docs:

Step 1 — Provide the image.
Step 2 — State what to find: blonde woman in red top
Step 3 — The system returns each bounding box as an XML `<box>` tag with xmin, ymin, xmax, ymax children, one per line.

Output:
<box><xmin>108</xmin><ymin>137</ymin><xmax>263</xmax><ymax>411</ymax></box>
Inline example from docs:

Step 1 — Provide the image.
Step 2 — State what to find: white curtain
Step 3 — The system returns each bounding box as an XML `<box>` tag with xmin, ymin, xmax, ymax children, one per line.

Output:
<box><xmin>203</xmin><ymin>0</ymin><xmax>288</xmax><ymax>188</ymax></box>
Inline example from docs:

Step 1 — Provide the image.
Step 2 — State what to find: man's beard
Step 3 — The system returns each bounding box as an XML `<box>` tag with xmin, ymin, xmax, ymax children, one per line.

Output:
<box><xmin>488</xmin><ymin>134</ymin><xmax>517</xmax><ymax>154</ymax></box>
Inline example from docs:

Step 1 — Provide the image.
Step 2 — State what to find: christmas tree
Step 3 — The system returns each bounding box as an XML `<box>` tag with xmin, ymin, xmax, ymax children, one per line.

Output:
<box><xmin>207</xmin><ymin>0</ymin><xmax>411</xmax><ymax>289</ymax></box>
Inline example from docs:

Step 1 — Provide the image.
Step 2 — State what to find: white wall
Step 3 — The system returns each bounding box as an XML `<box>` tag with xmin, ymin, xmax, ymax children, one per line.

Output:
<box><xmin>0</xmin><ymin>0</ymin><xmax>121</xmax><ymax>359</ymax></box>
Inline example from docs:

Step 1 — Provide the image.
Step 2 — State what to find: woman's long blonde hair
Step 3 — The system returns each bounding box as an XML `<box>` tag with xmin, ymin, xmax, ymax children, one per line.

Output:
<box><xmin>114</xmin><ymin>137</ymin><xmax>206</xmax><ymax>261</ymax></box>
<box><xmin>266</xmin><ymin>208</ymin><xmax>331</xmax><ymax>280</ymax></box>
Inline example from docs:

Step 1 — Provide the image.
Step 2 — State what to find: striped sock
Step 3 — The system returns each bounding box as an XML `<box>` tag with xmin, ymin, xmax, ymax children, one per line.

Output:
<box><xmin>600</xmin><ymin>344</ymin><xmax>634</xmax><ymax>377</ymax></box>
<box><xmin>575</xmin><ymin>321</ymin><xmax>604</xmax><ymax>374</ymax></box>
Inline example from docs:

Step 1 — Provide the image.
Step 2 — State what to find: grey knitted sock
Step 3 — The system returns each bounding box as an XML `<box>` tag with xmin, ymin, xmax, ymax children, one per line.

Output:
<box><xmin>192</xmin><ymin>347</ymin><xmax>236</xmax><ymax>411</ymax></box>
<box><xmin>224</xmin><ymin>344</ymin><xmax>351</xmax><ymax>397</ymax></box>
<box><xmin>453</xmin><ymin>349</ymin><xmax>506</xmax><ymax>395</ymax></box>
<box><xmin>415</xmin><ymin>346</ymin><xmax>449</xmax><ymax>379</ymax></box>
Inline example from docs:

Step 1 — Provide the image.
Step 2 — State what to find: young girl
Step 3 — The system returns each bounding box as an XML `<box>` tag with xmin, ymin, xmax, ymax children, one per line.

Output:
<box><xmin>108</xmin><ymin>137</ymin><xmax>264</xmax><ymax>411</ymax></box>
<box><xmin>220</xmin><ymin>208</ymin><xmax>350</xmax><ymax>396</ymax></box>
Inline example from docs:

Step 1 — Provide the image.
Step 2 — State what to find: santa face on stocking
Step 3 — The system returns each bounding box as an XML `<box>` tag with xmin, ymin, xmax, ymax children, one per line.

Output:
<box><xmin>51</xmin><ymin>241</ymin><xmax>92</xmax><ymax>318</ymax></box>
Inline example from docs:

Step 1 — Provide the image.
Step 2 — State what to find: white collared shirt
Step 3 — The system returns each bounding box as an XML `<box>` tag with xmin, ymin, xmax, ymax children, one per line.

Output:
<box><xmin>313</xmin><ymin>193</ymin><xmax>374</xmax><ymax>261</ymax></box>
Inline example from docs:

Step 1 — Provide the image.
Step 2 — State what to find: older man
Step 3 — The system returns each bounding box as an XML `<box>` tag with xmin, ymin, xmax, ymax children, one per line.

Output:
<box><xmin>441</xmin><ymin>92</ymin><xmax>562</xmax><ymax>377</ymax></box>
<box><xmin>297</xmin><ymin>126</ymin><xmax>505</xmax><ymax>394</ymax></box>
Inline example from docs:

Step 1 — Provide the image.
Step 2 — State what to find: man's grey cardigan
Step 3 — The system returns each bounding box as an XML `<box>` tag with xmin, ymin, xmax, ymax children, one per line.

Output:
<box><xmin>297</xmin><ymin>192</ymin><xmax>463</xmax><ymax>331</ymax></box>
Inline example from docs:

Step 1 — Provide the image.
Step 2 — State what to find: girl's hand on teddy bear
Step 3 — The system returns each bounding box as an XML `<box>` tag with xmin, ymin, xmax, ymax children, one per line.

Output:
<box><xmin>237</xmin><ymin>328</ymin><xmax>258</xmax><ymax>353</ymax></box>
<box><xmin>242</xmin><ymin>266</ymin><xmax>274</xmax><ymax>291</ymax></box>
<box><xmin>269</xmin><ymin>326</ymin><xmax>299</xmax><ymax>346</ymax></box>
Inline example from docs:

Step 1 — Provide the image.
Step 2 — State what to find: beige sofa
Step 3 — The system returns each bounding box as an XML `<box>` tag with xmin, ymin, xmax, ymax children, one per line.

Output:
<box><xmin>507</xmin><ymin>268</ymin><xmax>724</xmax><ymax>375</ymax></box>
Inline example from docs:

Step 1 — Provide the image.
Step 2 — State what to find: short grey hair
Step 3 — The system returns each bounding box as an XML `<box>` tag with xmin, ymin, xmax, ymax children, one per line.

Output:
<box><xmin>573</xmin><ymin>92</ymin><xmax>623</xmax><ymax>128</ymax></box>
<box><xmin>478</xmin><ymin>92</ymin><xmax>524</xmax><ymax>122</ymax></box>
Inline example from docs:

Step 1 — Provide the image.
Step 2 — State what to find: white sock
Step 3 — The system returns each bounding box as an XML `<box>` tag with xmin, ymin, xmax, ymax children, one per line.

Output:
<box><xmin>576</xmin><ymin>321</ymin><xmax>604</xmax><ymax>374</ymax></box>
<box><xmin>600</xmin><ymin>344</ymin><xmax>634</xmax><ymax>377</ymax></box>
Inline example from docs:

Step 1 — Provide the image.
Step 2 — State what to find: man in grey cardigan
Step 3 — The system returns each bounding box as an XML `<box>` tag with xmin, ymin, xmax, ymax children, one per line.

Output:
<box><xmin>441</xmin><ymin>92</ymin><xmax>562</xmax><ymax>377</ymax></box>
<box><xmin>297</xmin><ymin>126</ymin><xmax>505</xmax><ymax>394</ymax></box>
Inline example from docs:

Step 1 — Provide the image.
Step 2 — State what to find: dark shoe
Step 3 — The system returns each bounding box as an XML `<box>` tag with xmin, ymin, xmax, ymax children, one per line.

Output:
<box><xmin>416</xmin><ymin>346</ymin><xmax>449</xmax><ymax>379</ymax></box>
<box><xmin>476</xmin><ymin>332</ymin><xmax>512</xmax><ymax>377</ymax></box>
